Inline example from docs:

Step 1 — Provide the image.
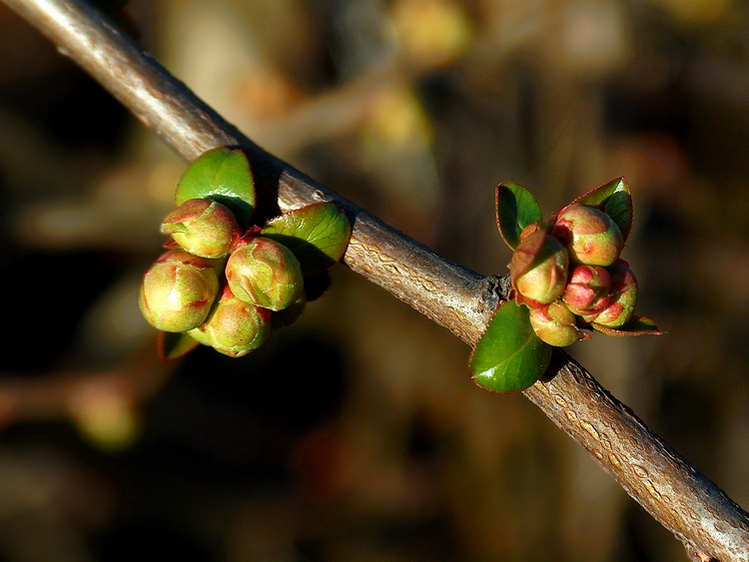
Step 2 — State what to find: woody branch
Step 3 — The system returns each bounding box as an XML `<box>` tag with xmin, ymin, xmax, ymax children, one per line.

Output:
<box><xmin>3</xmin><ymin>0</ymin><xmax>748</xmax><ymax>559</ymax></box>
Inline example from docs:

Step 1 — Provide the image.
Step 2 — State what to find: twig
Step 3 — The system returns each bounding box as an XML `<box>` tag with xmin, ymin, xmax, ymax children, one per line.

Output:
<box><xmin>3</xmin><ymin>0</ymin><xmax>748</xmax><ymax>559</ymax></box>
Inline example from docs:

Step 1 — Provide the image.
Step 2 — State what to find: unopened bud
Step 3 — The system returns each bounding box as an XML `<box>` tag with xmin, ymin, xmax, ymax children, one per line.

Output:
<box><xmin>191</xmin><ymin>288</ymin><xmax>271</xmax><ymax>357</ymax></box>
<box><xmin>139</xmin><ymin>249</ymin><xmax>220</xmax><ymax>332</ymax></box>
<box><xmin>552</xmin><ymin>205</ymin><xmax>623</xmax><ymax>266</ymax></box>
<box><xmin>589</xmin><ymin>260</ymin><xmax>638</xmax><ymax>328</ymax></box>
<box><xmin>563</xmin><ymin>265</ymin><xmax>611</xmax><ymax>316</ymax></box>
<box><xmin>529</xmin><ymin>301</ymin><xmax>585</xmax><ymax>347</ymax></box>
<box><xmin>226</xmin><ymin>237</ymin><xmax>304</xmax><ymax>311</ymax></box>
<box><xmin>510</xmin><ymin>229</ymin><xmax>569</xmax><ymax>307</ymax></box>
<box><xmin>161</xmin><ymin>198</ymin><xmax>239</xmax><ymax>259</ymax></box>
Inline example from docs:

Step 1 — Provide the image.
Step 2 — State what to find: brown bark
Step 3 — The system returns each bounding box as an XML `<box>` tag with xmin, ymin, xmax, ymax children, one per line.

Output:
<box><xmin>3</xmin><ymin>0</ymin><xmax>748</xmax><ymax>559</ymax></box>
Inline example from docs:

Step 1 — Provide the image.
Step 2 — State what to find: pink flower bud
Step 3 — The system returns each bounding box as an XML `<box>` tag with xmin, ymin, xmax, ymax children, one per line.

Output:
<box><xmin>190</xmin><ymin>288</ymin><xmax>271</xmax><ymax>357</ymax></box>
<box><xmin>510</xmin><ymin>229</ymin><xmax>569</xmax><ymax>307</ymax></box>
<box><xmin>161</xmin><ymin>198</ymin><xmax>239</xmax><ymax>259</ymax></box>
<box><xmin>225</xmin><ymin>237</ymin><xmax>304</xmax><ymax>311</ymax></box>
<box><xmin>139</xmin><ymin>249</ymin><xmax>220</xmax><ymax>332</ymax></box>
<box><xmin>563</xmin><ymin>265</ymin><xmax>611</xmax><ymax>316</ymax></box>
<box><xmin>588</xmin><ymin>260</ymin><xmax>638</xmax><ymax>328</ymax></box>
<box><xmin>528</xmin><ymin>301</ymin><xmax>586</xmax><ymax>347</ymax></box>
<box><xmin>552</xmin><ymin>205</ymin><xmax>623</xmax><ymax>266</ymax></box>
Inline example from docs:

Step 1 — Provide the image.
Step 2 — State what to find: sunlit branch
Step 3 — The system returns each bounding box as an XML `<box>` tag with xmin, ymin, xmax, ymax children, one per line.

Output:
<box><xmin>3</xmin><ymin>0</ymin><xmax>748</xmax><ymax>559</ymax></box>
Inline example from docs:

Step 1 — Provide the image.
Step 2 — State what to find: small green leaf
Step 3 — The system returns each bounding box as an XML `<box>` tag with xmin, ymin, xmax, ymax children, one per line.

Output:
<box><xmin>158</xmin><ymin>331</ymin><xmax>201</xmax><ymax>360</ymax></box>
<box><xmin>176</xmin><ymin>148</ymin><xmax>255</xmax><ymax>228</ymax></box>
<box><xmin>565</xmin><ymin>177</ymin><xmax>633</xmax><ymax>242</ymax></box>
<box><xmin>470</xmin><ymin>300</ymin><xmax>552</xmax><ymax>393</ymax></box>
<box><xmin>496</xmin><ymin>183</ymin><xmax>544</xmax><ymax>250</ymax></box>
<box><xmin>591</xmin><ymin>315</ymin><xmax>663</xmax><ymax>336</ymax></box>
<box><xmin>261</xmin><ymin>202</ymin><xmax>351</xmax><ymax>275</ymax></box>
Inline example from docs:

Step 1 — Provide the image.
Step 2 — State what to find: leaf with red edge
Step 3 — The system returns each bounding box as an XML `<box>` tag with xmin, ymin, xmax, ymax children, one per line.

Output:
<box><xmin>496</xmin><ymin>182</ymin><xmax>544</xmax><ymax>250</ymax></box>
<box><xmin>562</xmin><ymin>177</ymin><xmax>633</xmax><ymax>243</ymax></box>
<box><xmin>590</xmin><ymin>315</ymin><xmax>663</xmax><ymax>336</ymax></box>
<box><xmin>158</xmin><ymin>331</ymin><xmax>201</xmax><ymax>360</ymax></box>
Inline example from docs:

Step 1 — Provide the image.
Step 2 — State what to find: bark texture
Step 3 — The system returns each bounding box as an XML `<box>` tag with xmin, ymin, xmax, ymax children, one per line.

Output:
<box><xmin>4</xmin><ymin>0</ymin><xmax>748</xmax><ymax>559</ymax></box>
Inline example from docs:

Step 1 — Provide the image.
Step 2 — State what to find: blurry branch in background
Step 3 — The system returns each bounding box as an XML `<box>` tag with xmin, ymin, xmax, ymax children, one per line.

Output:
<box><xmin>2</xmin><ymin>0</ymin><xmax>748</xmax><ymax>560</ymax></box>
<box><xmin>0</xmin><ymin>344</ymin><xmax>177</xmax><ymax>450</ymax></box>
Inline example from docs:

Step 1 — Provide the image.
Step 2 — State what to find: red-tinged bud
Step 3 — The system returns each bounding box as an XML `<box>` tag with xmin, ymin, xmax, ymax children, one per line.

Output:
<box><xmin>589</xmin><ymin>260</ymin><xmax>638</xmax><ymax>328</ymax></box>
<box><xmin>161</xmin><ymin>198</ymin><xmax>239</xmax><ymax>259</ymax></box>
<box><xmin>190</xmin><ymin>288</ymin><xmax>271</xmax><ymax>357</ymax></box>
<box><xmin>552</xmin><ymin>205</ymin><xmax>623</xmax><ymax>266</ymax></box>
<box><xmin>563</xmin><ymin>264</ymin><xmax>612</xmax><ymax>315</ymax></box>
<box><xmin>510</xmin><ymin>229</ymin><xmax>569</xmax><ymax>307</ymax></box>
<box><xmin>528</xmin><ymin>300</ymin><xmax>586</xmax><ymax>347</ymax></box>
<box><xmin>226</xmin><ymin>237</ymin><xmax>304</xmax><ymax>311</ymax></box>
<box><xmin>139</xmin><ymin>249</ymin><xmax>220</xmax><ymax>332</ymax></box>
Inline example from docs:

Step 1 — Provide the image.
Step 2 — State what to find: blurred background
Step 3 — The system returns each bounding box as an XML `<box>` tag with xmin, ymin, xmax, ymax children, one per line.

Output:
<box><xmin>0</xmin><ymin>0</ymin><xmax>748</xmax><ymax>560</ymax></box>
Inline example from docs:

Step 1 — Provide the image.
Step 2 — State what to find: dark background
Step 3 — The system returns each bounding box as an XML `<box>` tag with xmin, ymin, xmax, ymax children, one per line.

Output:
<box><xmin>0</xmin><ymin>0</ymin><xmax>747</xmax><ymax>560</ymax></box>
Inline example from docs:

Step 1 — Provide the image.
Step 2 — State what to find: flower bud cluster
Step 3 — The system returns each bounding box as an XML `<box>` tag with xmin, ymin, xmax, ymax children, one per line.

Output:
<box><xmin>139</xmin><ymin>198</ymin><xmax>305</xmax><ymax>357</ymax></box>
<box><xmin>509</xmin><ymin>204</ymin><xmax>638</xmax><ymax>346</ymax></box>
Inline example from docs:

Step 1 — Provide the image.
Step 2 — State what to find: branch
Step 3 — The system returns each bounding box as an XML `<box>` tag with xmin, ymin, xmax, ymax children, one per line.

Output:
<box><xmin>4</xmin><ymin>0</ymin><xmax>748</xmax><ymax>559</ymax></box>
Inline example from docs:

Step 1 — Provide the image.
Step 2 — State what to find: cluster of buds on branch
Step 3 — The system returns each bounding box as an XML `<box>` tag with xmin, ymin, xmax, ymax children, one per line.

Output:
<box><xmin>511</xmin><ymin>203</ymin><xmax>639</xmax><ymax>346</ymax></box>
<box><xmin>471</xmin><ymin>178</ymin><xmax>661</xmax><ymax>393</ymax></box>
<box><xmin>139</xmin><ymin>148</ymin><xmax>351</xmax><ymax>359</ymax></box>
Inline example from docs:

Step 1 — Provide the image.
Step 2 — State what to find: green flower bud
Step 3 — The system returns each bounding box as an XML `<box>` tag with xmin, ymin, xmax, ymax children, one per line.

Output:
<box><xmin>510</xmin><ymin>229</ymin><xmax>569</xmax><ymax>307</ymax></box>
<box><xmin>589</xmin><ymin>260</ymin><xmax>638</xmax><ymax>328</ymax></box>
<box><xmin>190</xmin><ymin>287</ymin><xmax>271</xmax><ymax>357</ymax></box>
<box><xmin>563</xmin><ymin>264</ymin><xmax>612</xmax><ymax>316</ymax></box>
<box><xmin>139</xmin><ymin>249</ymin><xmax>220</xmax><ymax>332</ymax></box>
<box><xmin>552</xmin><ymin>205</ymin><xmax>623</xmax><ymax>266</ymax></box>
<box><xmin>161</xmin><ymin>198</ymin><xmax>239</xmax><ymax>259</ymax></box>
<box><xmin>528</xmin><ymin>300</ymin><xmax>585</xmax><ymax>347</ymax></box>
<box><xmin>225</xmin><ymin>237</ymin><xmax>304</xmax><ymax>311</ymax></box>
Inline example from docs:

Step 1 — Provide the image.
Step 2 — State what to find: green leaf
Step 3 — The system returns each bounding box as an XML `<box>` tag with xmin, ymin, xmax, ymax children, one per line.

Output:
<box><xmin>495</xmin><ymin>182</ymin><xmax>544</xmax><ymax>250</ymax></box>
<box><xmin>470</xmin><ymin>300</ymin><xmax>552</xmax><ymax>393</ymax></box>
<box><xmin>158</xmin><ymin>331</ymin><xmax>201</xmax><ymax>360</ymax></box>
<box><xmin>591</xmin><ymin>315</ymin><xmax>663</xmax><ymax>336</ymax></box>
<box><xmin>566</xmin><ymin>177</ymin><xmax>633</xmax><ymax>242</ymax></box>
<box><xmin>176</xmin><ymin>148</ymin><xmax>255</xmax><ymax>228</ymax></box>
<box><xmin>261</xmin><ymin>202</ymin><xmax>351</xmax><ymax>275</ymax></box>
